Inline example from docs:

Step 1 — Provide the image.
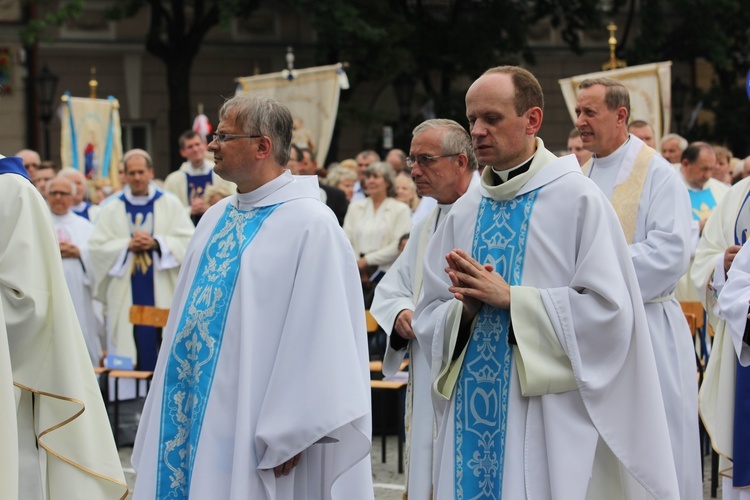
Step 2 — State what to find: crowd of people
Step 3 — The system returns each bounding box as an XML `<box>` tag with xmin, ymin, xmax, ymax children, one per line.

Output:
<box><xmin>3</xmin><ymin>64</ymin><xmax>750</xmax><ymax>499</ymax></box>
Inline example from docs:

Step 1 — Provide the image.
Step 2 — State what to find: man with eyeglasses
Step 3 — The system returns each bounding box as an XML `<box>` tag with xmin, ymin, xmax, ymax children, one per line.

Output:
<box><xmin>132</xmin><ymin>94</ymin><xmax>373</xmax><ymax>499</ymax></box>
<box><xmin>0</xmin><ymin>153</ymin><xmax>127</xmax><ymax>499</ymax></box>
<box><xmin>412</xmin><ymin>66</ymin><xmax>680</xmax><ymax>498</ymax></box>
<box><xmin>89</xmin><ymin>149</ymin><xmax>194</xmax><ymax>378</ymax></box>
<box><xmin>371</xmin><ymin>118</ymin><xmax>479</xmax><ymax>500</ymax></box>
<box><xmin>164</xmin><ymin>130</ymin><xmax>236</xmax><ymax>225</ymax></box>
<box><xmin>46</xmin><ymin>175</ymin><xmax>104</xmax><ymax>365</ymax></box>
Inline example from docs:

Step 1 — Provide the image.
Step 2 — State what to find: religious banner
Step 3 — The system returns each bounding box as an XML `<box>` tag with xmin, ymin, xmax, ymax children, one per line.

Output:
<box><xmin>559</xmin><ymin>62</ymin><xmax>672</xmax><ymax>145</ymax></box>
<box><xmin>60</xmin><ymin>92</ymin><xmax>123</xmax><ymax>185</ymax></box>
<box><xmin>235</xmin><ymin>63</ymin><xmax>349</xmax><ymax>165</ymax></box>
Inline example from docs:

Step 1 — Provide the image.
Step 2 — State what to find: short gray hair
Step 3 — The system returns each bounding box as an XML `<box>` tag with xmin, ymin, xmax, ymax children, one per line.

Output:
<box><xmin>661</xmin><ymin>133</ymin><xmax>688</xmax><ymax>152</ymax></box>
<box><xmin>46</xmin><ymin>174</ymin><xmax>78</xmax><ymax>197</ymax></box>
<box><xmin>412</xmin><ymin>119</ymin><xmax>478</xmax><ymax>171</ymax></box>
<box><xmin>326</xmin><ymin>165</ymin><xmax>357</xmax><ymax>188</ymax></box>
<box><xmin>219</xmin><ymin>94</ymin><xmax>293</xmax><ymax>166</ymax></box>
<box><xmin>578</xmin><ymin>77</ymin><xmax>630</xmax><ymax>119</ymax></box>
<box><xmin>365</xmin><ymin>162</ymin><xmax>397</xmax><ymax>197</ymax></box>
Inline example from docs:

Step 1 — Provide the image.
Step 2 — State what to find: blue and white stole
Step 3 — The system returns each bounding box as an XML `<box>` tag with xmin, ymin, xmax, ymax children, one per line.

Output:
<box><xmin>455</xmin><ymin>190</ymin><xmax>538</xmax><ymax>499</ymax></box>
<box><xmin>73</xmin><ymin>201</ymin><xmax>94</xmax><ymax>220</ymax></box>
<box><xmin>122</xmin><ymin>191</ymin><xmax>163</xmax><ymax>369</ymax></box>
<box><xmin>156</xmin><ymin>202</ymin><xmax>280</xmax><ymax>499</ymax></box>
<box><xmin>689</xmin><ymin>188</ymin><xmax>717</xmax><ymax>222</ymax></box>
<box><xmin>733</xmin><ymin>190</ymin><xmax>750</xmax><ymax>487</ymax></box>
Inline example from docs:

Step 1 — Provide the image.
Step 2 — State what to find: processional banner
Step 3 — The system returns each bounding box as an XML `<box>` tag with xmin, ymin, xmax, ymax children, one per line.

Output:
<box><xmin>235</xmin><ymin>63</ymin><xmax>349</xmax><ymax>165</ymax></box>
<box><xmin>60</xmin><ymin>92</ymin><xmax>123</xmax><ymax>185</ymax></box>
<box><xmin>559</xmin><ymin>62</ymin><xmax>672</xmax><ymax>145</ymax></box>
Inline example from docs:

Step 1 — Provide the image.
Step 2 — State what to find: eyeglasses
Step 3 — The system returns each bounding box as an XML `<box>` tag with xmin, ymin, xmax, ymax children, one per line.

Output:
<box><xmin>49</xmin><ymin>191</ymin><xmax>72</xmax><ymax>197</ymax></box>
<box><xmin>211</xmin><ymin>133</ymin><xmax>262</xmax><ymax>144</ymax></box>
<box><xmin>406</xmin><ymin>153</ymin><xmax>460</xmax><ymax>169</ymax></box>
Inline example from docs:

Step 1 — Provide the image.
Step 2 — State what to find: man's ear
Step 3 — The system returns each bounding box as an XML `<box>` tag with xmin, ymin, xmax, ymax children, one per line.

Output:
<box><xmin>526</xmin><ymin>107</ymin><xmax>543</xmax><ymax>135</ymax></box>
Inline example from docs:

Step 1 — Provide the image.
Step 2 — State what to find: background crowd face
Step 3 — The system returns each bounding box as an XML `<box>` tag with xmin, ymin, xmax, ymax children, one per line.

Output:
<box><xmin>180</xmin><ymin>136</ymin><xmax>207</xmax><ymax>165</ymax></box>
<box><xmin>682</xmin><ymin>147</ymin><xmax>717</xmax><ymax>189</ymax></box>
<box><xmin>466</xmin><ymin>73</ymin><xmax>535</xmax><ymax>169</ymax></box>
<box><xmin>567</xmin><ymin>135</ymin><xmax>592</xmax><ymax>166</ymax></box>
<box><xmin>47</xmin><ymin>178</ymin><xmax>75</xmax><ymax>216</ymax></box>
<box><xmin>575</xmin><ymin>84</ymin><xmax>627</xmax><ymax>158</ymax></box>
<box><xmin>661</xmin><ymin>138</ymin><xmax>683</xmax><ymax>164</ymax></box>
<box><xmin>125</xmin><ymin>155</ymin><xmax>154</xmax><ymax>196</ymax></box>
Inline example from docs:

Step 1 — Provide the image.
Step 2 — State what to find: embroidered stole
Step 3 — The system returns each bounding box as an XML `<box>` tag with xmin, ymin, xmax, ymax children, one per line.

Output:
<box><xmin>156</xmin><ymin>202</ymin><xmax>279</xmax><ymax>499</ymax></box>
<box><xmin>689</xmin><ymin>189</ymin><xmax>717</xmax><ymax>222</ymax></box>
<box><xmin>582</xmin><ymin>143</ymin><xmax>654</xmax><ymax>244</ymax></box>
<box><xmin>455</xmin><ymin>191</ymin><xmax>538</xmax><ymax>499</ymax></box>
<box><xmin>733</xmin><ymin>200</ymin><xmax>750</xmax><ymax>487</ymax></box>
<box><xmin>186</xmin><ymin>172</ymin><xmax>214</xmax><ymax>225</ymax></box>
<box><xmin>123</xmin><ymin>191</ymin><xmax>163</xmax><ymax>370</ymax></box>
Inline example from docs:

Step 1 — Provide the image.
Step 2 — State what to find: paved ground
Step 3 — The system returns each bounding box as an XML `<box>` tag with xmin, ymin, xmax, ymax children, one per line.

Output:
<box><xmin>114</xmin><ymin>399</ymin><xmax>721</xmax><ymax>499</ymax></box>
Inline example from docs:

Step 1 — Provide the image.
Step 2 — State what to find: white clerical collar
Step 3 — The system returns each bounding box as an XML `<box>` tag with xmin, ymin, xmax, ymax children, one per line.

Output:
<box><xmin>185</xmin><ymin>161</ymin><xmax>211</xmax><ymax>176</ymax></box>
<box><xmin>236</xmin><ymin>170</ymin><xmax>293</xmax><ymax>209</ymax></box>
<box><xmin>592</xmin><ymin>136</ymin><xmax>631</xmax><ymax>168</ymax></box>
<box><xmin>491</xmin><ymin>153</ymin><xmax>536</xmax><ymax>182</ymax></box>
<box><xmin>73</xmin><ymin>201</ymin><xmax>88</xmax><ymax>211</ymax></box>
<box><xmin>124</xmin><ymin>184</ymin><xmax>158</xmax><ymax>205</ymax></box>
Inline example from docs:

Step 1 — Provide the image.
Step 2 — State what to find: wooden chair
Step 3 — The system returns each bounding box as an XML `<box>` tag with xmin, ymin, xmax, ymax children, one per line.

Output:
<box><xmin>109</xmin><ymin>305</ymin><xmax>169</xmax><ymax>446</ymax></box>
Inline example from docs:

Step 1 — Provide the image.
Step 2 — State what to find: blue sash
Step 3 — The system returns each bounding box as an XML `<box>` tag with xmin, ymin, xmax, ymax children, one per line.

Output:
<box><xmin>122</xmin><ymin>191</ymin><xmax>163</xmax><ymax>370</ymax></box>
<box><xmin>73</xmin><ymin>201</ymin><xmax>94</xmax><ymax>221</ymax></box>
<box><xmin>733</xmin><ymin>200</ymin><xmax>750</xmax><ymax>487</ymax></box>
<box><xmin>156</xmin><ymin>202</ymin><xmax>280</xmax><ymax>499</ymax></box>
<box><xmin>0</xmin><ymin>156</ymin><xmax>30</xmax><ymax>181</ymax></box>
<box><xmin>455</xmin><ymin>190</ymin><xmax>538</xmax><ymax>499</ymax></box>
<box><xmin>689</xmin><ymin>188</ymin><xmax>717</xmax><ymax>221</ymax></box>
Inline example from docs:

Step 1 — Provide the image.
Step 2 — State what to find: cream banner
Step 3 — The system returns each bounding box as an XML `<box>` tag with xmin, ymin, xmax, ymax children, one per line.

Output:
<box><xmin>60</xmin><ymin>93</ymin><xmax>123</xmax><ymax>185</ymax></box>
<box><xmin>559</xmin><ymin>62</ymin><xmax>672</xmax><ymax>145</ymax></box>
<box><xmin>235</xmin><ymin>63</ymin><xmax>349</xmax><ymax>166</ymax></box>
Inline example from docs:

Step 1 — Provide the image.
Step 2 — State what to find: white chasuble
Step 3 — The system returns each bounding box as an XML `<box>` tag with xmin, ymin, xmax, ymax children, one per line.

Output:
<box><xmin>586</xmin><ymin>135</ymin><xmax>701</xmax><ymax>500</ymax></box>
<box><xmin>413</xmin><ymin>139</ymin><xmax>679</xmax><ymax>499</ymax></box>
<box><xmin>0</xmin><ymin>161</ymin><xmax>127</xmax><ymax>499</ymax></box>
<box><xmin>132</xmin><ymin>172</ymin><xmax>373</xmax><ymax>500</ymax></box>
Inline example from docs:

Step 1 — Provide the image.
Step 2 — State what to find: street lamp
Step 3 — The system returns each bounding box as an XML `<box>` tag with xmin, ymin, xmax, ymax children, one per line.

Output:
<box><xmin>36</xmin><ymin>64</ymin><xmax>58</xmax><ymax>160</ymax></box>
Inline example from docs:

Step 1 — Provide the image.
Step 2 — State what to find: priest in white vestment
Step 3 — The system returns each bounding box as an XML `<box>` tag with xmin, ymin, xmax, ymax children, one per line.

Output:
<box><xmin>575</xmin><ymin>77</ymin><xmax>702</xmax><ymax>500</ymax></box>
<box><xmin>692</xmin><ymin>176</ymin><xmax>750</xmax><ymax>499</ymax></box>
<box><xmin>371</xmin><ymin>119</ymin><xmax>478</xmax><ymax>500</ymax></box>
<box><xmin>0</xmin><ymin>155</ymin><xmax>127</xmax><ymax>499</ymax></box>
<box><xmin>47</xmin><ymin>175</ymin><xmax>104</xmax><ymax>365</ymax></box>
<box><xmin>163</xmin><ymin>130</ymin><xmax>235</xmax><ymax>225</ymax></box>
<box><xmin>132</xmin><ymin>94</ymin><xmax>373</xmax><ymax>500</ymax></box>
<box><xmin>89</xmin><ymin>149</ymin><xmax>194</xmax><ymax>371</ymax></box>
<box><xmin>59</xmin><ymin>167</ymin><xmax>101</xmax><ymax>222</ymax></box>
<box><xmin>675</xmin><ymin>142</ymin><xmax>729</xmax><ymax>301</ymax></box>
<box><xmin>413</xmin><ymin>67</ymin><xmax>679</xmax><ymax>499</ymax></box>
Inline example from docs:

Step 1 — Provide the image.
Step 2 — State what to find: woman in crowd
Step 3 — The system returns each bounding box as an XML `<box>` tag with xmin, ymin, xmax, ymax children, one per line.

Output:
<box><xmin>393</xmin><ymin>172</ymin><xmax>437</xmax><ymax>225</ymax></box>
<box><xmin>326</xmin><ymin>165</ymin><xmax>358</xmax><ymax>203</ymax></box>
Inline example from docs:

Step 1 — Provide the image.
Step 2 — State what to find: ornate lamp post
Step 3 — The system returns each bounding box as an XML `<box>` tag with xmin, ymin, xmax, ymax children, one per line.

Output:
<box><xmin>35</xmin><ymin>64</ymin><xmax>58</xmax><ymax>160</ymax></box>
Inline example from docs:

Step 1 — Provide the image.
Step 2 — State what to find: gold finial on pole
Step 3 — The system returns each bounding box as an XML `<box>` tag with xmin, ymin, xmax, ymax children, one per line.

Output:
<box><xmin>89</xmin><ymin>66</ymin><xmax>98</xmax><ymax>98</ymax></box>
<box><xmin>602</xmin><ymin>22</ymin><xmax>626</xmax><ymax>71</ymax></box>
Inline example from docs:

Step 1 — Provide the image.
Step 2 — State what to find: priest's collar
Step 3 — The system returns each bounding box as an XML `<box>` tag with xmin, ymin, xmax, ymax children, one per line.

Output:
<box><xmin>591</xmin><ymin>135</ymin><xmax>631</xmax><ymax>168</ymax></box>
<box><xmin>185</xmin><ymin>161</ymin><xmax>211</xmax><ymax>176</ymax></box>
<box><xmin>491</xmin><ymin>153</ymin><xmax>536</xmax><ymax>182</ymax></box>
<box><xmin>235</xmin><ymin>170</ymin><xmax>294</xmax><ymax>210</ymax></box>
<box><xmin>123</xmin><ymin>183</ymin><xmax>158</xmax><ymax>205</ymax></box>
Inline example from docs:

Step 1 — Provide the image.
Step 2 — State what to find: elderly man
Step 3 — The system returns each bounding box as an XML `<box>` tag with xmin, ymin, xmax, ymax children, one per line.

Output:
<box><xmin>676</xmin><ymin>142</ymin><xmax>729</xmax><ymax>301</ymax></box>
<box><xmin>132</xmin><ymin>94</ymin><xmax>373</xmax><ymax>499</ymax></box>
<box><xmin>661</xmin><ymin>132</ymin><xmax>689</xmax><ymax>165</ymax></box>
<box><xmin>164</xmin><ymin>130</ymin><xmax>235</xmax><ymax>225</ymax></box>
<box><xmin>0</xmin><ymin>154</ymin><xmax>126</xmax><ymax>499</ymax></box>
<box><xmin>692</xmin><ymin>172</ymin><xmax>750</xmax><ymax>499</ymax></box>
<box><xmin>566</xmin><ymin>127</ymin><xmax>592</xmax><ymax>166</ymax></box>
<box><xmin>47</xmin><ymin>175</ymin><xmax>104</xmax><ymax>365</ymax></box>
<box><xmin>386</xmin><ymin>148</ymin><xmax>407</xmax><ymax>173</ymax></box>
<box><xmin>575</xmin><ymin>77</ymin><xmax>700</xmax><ymax>499</ymax></box>
<box><xmin>413</xmin><ymin>66</ymin><xmax>679</xmax><ymax>499</ymax></box>
<box><xmin>89</xmin><ymin>149</ymin><xmax>194</xmax><ymax>372</ymax></box>
<box><xmin>59</xmin><ymin>167</ymin><xmax>99</xmax><ymax>221</ymax></box>
<box><xmin>627</xmin><ymin>119</ymin><xmax>657</xmax><ymax>148</ymax></box>
<box><xmin>371</xmin><ymin>119</ymin><xmax>478</xmax><ymax>500</ymax></box>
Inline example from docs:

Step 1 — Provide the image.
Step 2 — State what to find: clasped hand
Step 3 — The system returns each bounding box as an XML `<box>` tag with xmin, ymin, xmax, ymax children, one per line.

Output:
<box><xmin>129</xmin><ymin>231</ymin><xmax>156</xmax><ymax>252</ymax></box>
<box><xmin>445</xmin><ymin>249</ymin><xmax>510</xmax><ymax>318</ymax></box>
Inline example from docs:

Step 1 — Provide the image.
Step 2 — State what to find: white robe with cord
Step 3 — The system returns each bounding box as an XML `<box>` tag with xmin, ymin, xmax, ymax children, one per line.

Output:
<box><xmin>413</xmin><ymin>140</ymin><xmax>680</xmax><ymax>499</ymax></box>
<box><xmin>89</xmin><ymin>185</ymin><xmax>194</xmax><ymax>365</ymax></box>
<box><xmin>586</xmin><ymin>135</ymin><xmax>701</xmax><ymax>500</ymax></box>
<box><xmin>132</xmin><ymin>172</ymin><xmax>373</xmax><ymax>500</ymax></box>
